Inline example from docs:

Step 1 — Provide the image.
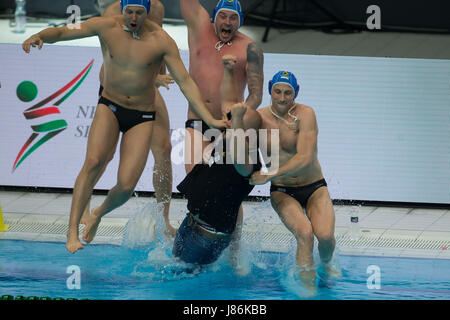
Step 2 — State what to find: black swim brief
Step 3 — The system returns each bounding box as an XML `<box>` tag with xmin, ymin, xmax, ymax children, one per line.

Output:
<box><xmin>98</xmin><ymin>85</ymin><xmax>104</xmax><ymax>97</ymax></box>
<box><xmin>270</xmin><ymin>179</ymin><xmax>328</xmax><ymax>208</ymax></box>
<box><xmin>98</xmin><ymin>96</ymin><xmax>155</xmax><ymax>133</ymax></box>
<box><xmin>185</xmin><ymin>119</ymin><xmax>211</xmax><ymax>136</ymax></box>
<box><xmin>185</xmin><ymin>119</ymin><xmax>224</xmax><ymax>142</ymax></box>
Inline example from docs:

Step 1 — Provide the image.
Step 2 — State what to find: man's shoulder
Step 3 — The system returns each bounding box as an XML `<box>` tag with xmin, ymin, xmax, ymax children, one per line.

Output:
<box><xmin>100</xmin><ymin>15</ymin><xmax>121</xmax><ymax>24</ymax></box>
<box><xmin>234</xmin><ymin>33</ymin><xmax>262</xmax><ymax>56</ymax></box>
<box><xmin>296</xmin><ymin>104</ymin><xmax>317</xmax><ymax>123</ymax></box>
<box><xmin>90</xmin><ymin>15</ymin><xmax>119</xmax><ymax>30</ymax></box>
<box><xmin>235</xmin><ymin>31</ymin><xmax>257</xmax><ymax>45</ymax></box>
<box><xmin>145</xmin><ymin>23</ymin><xmax>174</xmax><ymax>45</ymax></box>
<box><xmin>298</xmin><ymin>103</ymin><xmax>315</xmax><ymax>114</ymax></box>
<box><xmin>145</xmin><ymin>19</ymin><xmax>162</xmax><ymax>29</ymax></box>
<box><xmin>144</xmin><ymin>20</ymin><xmax>166</xmax><ymax>36</ymax></box>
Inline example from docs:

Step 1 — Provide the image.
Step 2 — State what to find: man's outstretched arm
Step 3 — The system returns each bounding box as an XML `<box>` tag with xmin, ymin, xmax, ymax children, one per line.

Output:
<box><xmin>162</xmin><ymin>34</ymin><xmax>227</xmax><ymax>129</ymax></box>
<box><xmin>22</xmin><ymin>17</ymin><xmax>107</xmax><ymax>53</ymax></box>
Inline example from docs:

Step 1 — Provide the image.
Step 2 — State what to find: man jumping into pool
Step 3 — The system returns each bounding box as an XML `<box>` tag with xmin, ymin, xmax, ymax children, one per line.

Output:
<box><xmin>80</xmin><ymin>0</ymin><xmax>178</xmax><ymax>239</ymax></box>
<box><xmin>22</xmin><ymin>0</ymin><xmax>227</xmax><ymax>254</ymax></box>
<box><xmin>249</xmin><ymin>71</ymin><xmax>340</xmax><ymax>293</ymax></box>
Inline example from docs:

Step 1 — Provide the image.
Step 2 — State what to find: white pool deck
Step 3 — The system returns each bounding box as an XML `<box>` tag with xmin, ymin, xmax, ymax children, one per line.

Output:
<box><xmin>1</xmin><ymin>190</ymin><xmax>449</xmax><ymax>260</ymax></box>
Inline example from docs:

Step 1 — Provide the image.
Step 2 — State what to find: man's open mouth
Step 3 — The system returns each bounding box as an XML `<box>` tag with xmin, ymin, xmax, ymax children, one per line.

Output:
<box><xmin>130</xmin><ymin>23</ymin><xmax>137</xmax><ymax>28</ymax></box>
<box><xmin>221</xmin><ymin>28</ymin><xmax>232</xmax><ymax>36</ymax></box>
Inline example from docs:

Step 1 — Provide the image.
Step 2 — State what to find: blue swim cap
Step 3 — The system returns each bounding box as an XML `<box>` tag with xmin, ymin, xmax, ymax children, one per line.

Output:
<box><xmin>120</xmin><ymin>0</ymin><xmax>151</xmax><ymax>14</ymax></box>
<box><xmin>268</xmin><ymin>71</ymin><xmax>300</xmax><ymax>98</ymax></box>
<box><xmin>212</xmin><ymin>0</ymin><xmax>244</xmax><ymax>28</ymax></box>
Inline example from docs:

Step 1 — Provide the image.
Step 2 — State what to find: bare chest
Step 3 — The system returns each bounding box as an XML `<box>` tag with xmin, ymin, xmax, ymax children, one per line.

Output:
<box><xmin>191</xmin><ymin>36</ymin><xmax>247</xmax><ymax>73</ymax></box>
<box><xmin>263</xmin><ymin>117</ymin><xmax>298</xmax><ymax>154</ymax></box>
<box><xmin>102</xmin><ymin>30</ymin><xmax>162</xmax><ymax>69</ymax></box>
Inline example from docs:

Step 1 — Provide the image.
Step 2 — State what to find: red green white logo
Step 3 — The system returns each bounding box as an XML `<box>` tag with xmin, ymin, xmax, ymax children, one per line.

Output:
<box><xmin>13</xmin><ymin>60</ymin><xmax>94</xmax><ymax>171</ymax></box>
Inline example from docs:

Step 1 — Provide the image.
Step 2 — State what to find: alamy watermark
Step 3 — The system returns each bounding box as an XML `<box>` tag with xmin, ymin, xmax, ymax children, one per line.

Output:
<box><xmin>171</xmin><ymin>122</ymin><xmax>280</xmax><ymax>174</ymax></box>
<box><xmin>66</xmin><ymin>265</ymin><xmax>81</xmax><ymax>290</ymax></box>
<box><xmin>366</xmin><ymin>265</ymin><xmax>381</xmax><ymax>289</ymax></box>
<box><xmin>366</xmin><ymin>5</ymin><xmax>381</xmax><ymax>30</ymax></box>
<box><xmin>66</xmin><ymin>5</ymin><xmax>81</xmax><ymax>30</ymax></box>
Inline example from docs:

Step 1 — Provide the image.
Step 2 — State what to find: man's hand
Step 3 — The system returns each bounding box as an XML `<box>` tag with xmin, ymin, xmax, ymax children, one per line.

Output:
<box><xmin>156</xmin><ymin>74</ymin><xmax>174</xmax><ymax>89</ymax></box>
<box><xmin>208</xmin><ymin>118</ymin><xmax>229</xmax><ymax>130</ymax></box>
<box><xmin>22</xmin><ymin>34</ymin><xmax>43</xmax><ymax>53</ymax></box>
<box><xmin>249</xmin><ymin>170</ymin><xmax>272</xmax><ymax>185</ymax></box>
<box><xmin>230</xmin><ymin>102</ymin><xmax>247</xmax><ymax>119</ymax></box>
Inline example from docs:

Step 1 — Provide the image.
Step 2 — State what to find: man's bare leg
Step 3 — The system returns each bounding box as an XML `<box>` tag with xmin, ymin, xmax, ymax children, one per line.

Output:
<box><xmin>66</xmin><ymin>104</ymin><xmax>120</xmax><ymax>253</ymax></box>
<box><xmin>151</xmin><ymin>89</ymin><xmax>176</xmax><ymax>237</ymax></box>
<box><xmin>230</xmin><ymin>204</ymin><xmax>247</xmax><ymax>275</ymax></box>
<box><xmin>83</xmin><ymin>121</ymin><xmax>154</xmax><ymax>243</ymax></box>
<box><xmin>80</xmin><ymin>76</ymin><xmax>116</xmax><ymax>225</ymax></box>
<box><xmin>80</xmin><ymin>144</ymin><xmax>117</xmax><ymax>225</ymax></box>
<box><xmin>271</xmin><ymin>192</ymin><xmax>317</xmax><ymax>293</ymax></box>
<box><xmin>307</xmin><ymin>187</ymin><xmax>341</xmax><ymax>278</ymax></box>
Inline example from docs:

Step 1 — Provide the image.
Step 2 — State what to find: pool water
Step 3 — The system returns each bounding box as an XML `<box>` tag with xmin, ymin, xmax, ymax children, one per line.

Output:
<box><xmin>1</xmin><ymin>239</ymin><xmax>450</xmax><ymax>300</ymax></box>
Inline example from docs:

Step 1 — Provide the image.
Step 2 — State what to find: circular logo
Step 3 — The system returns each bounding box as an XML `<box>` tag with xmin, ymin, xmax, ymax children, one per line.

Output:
<box><xmin>16</xmin><ymin>81</ymin><xmax>38</xmax><ymax>102</ymax></box>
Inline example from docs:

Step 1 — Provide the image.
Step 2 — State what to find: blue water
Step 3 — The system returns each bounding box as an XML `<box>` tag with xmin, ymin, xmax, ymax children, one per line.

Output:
<box><xmin>1</xmin><ymin>239</ymin><xmax>450</xmax><ymax>300</ymax></box>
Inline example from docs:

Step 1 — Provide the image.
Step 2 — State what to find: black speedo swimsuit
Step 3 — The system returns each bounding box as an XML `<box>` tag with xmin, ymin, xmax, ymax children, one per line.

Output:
<box><xmin>98</xmin><ymin>96</ymin><xmax>156</xmax><ymax>133</ymax></box>
<box><xmin>270</xmin><ymin>179</ymin><xmax>328</xmax><ymax>208</ymax></box>
<box><xmin>185</xmin><ymin>119</ymin><xmax>211</xmax><ymax>136</ymax></box>
<box><xmin>185</xmin><ymin>119</ymin><xmax>227</xmax><ymax>143</ymax></box>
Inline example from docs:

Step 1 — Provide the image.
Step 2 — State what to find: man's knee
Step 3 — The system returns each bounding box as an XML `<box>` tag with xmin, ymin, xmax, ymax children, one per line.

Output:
<box><xmin>272</xmin><ymin>198</ymin><xmax>294</xmax><ymax>214</ymax></box>
<box><xmin>315</xmin><ymin>230</ymin><xmax>335</xmax><ymax>245</ymax></box>
<box><xmin>294</xmin><ymin>225</ymin><xmax>315</xmax><ymax>245</ymax></box>
<box><xmin>116</xmin><ymin>179</ymin><xmax>137</xmax><ymax>196</ymax></box>
<box><xmin>152</xmin><ymin>137</ymin><xmax>172</xmax><ymax>160</ymax></box>
<box><xmin>83</xmin><ymin>156</ymin><xmax>108</xmax><ymax>173</ymax></box>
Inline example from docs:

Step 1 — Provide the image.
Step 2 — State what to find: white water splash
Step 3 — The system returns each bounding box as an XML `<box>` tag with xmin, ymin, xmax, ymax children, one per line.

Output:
<box><xmin>122</xmin><ymin>201</ymin><xmax>203</xmax><ymax>281</ymax></box>
<box><xmin>122</xmin><ymin>202</ymin><xmax>164</xmax><ymax>249</ymax></box>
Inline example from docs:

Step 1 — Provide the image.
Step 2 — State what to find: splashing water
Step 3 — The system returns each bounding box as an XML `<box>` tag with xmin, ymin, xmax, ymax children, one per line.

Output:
<box><xmin>277</xmin><ymin>239</ymin><xmax>343</xmax><ymax>298</ymax></box>
<box><xmin>121</xmin><ymin>200</ymin><xmax>344</xmax><ymax>287</ymax></box>
<box><xmin>122</xmin><ymin>202</ymin><xmax>164</xmax><ymax>249</ymax></box>
<box><xmin>121</xmin><ymin>201</ymin><xmax>203</xmax><ymax>281</ymax></box>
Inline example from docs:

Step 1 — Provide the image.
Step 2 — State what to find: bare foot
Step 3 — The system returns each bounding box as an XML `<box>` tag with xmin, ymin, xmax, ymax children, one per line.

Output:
<box><xmin>222</xmin><ymin>55</ymin><xmax>237</xmax><ymax>70</ymax></box>
<box><xmin>232</xmin><ymin>261</ymin><xmax>250</xmax><ymax>276</ymax></box>
<box><xmin>82</xmin><ymin>207</ymin><xmax>102</xmax><ymax>243</ymax></box>
<box><xmin>66</xmin><ymin>229</ymin><xmax>84</xmax><ymax>254</ymax></box>
<box><xmin>324</xmin><ymin>263</ymin><xmax>342</xmax><ymax>279</ymax></box>
<box><xmin>299</xmin><ymin>270</ymin><xmax>318</xmax><ymax>295</ymax></box>
<box><xmin>80</xmin><ymin>200</ymin><xmax>91</xmax><ymax>225</ymax></box>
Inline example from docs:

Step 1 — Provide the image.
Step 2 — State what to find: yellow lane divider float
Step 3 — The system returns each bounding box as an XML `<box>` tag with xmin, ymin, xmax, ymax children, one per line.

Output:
<box><xmin>0</xmin><ymin>203</ymin><xmax>10</xmax><ymax>232</ymax></box>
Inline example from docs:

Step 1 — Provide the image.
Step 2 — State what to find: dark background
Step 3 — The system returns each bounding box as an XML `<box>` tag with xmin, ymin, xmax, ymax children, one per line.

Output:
<box><xmin>0</xmin><ymin>0</ymin><xmax>449</xmax><ymax>32</ymax></box>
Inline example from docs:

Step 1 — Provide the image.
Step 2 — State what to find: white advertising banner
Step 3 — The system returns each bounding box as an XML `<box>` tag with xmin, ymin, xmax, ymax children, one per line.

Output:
<box><xmin>0</xmin><ymin>43</ymin><xmax>449</xmax><ymax>204</ymax></box>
